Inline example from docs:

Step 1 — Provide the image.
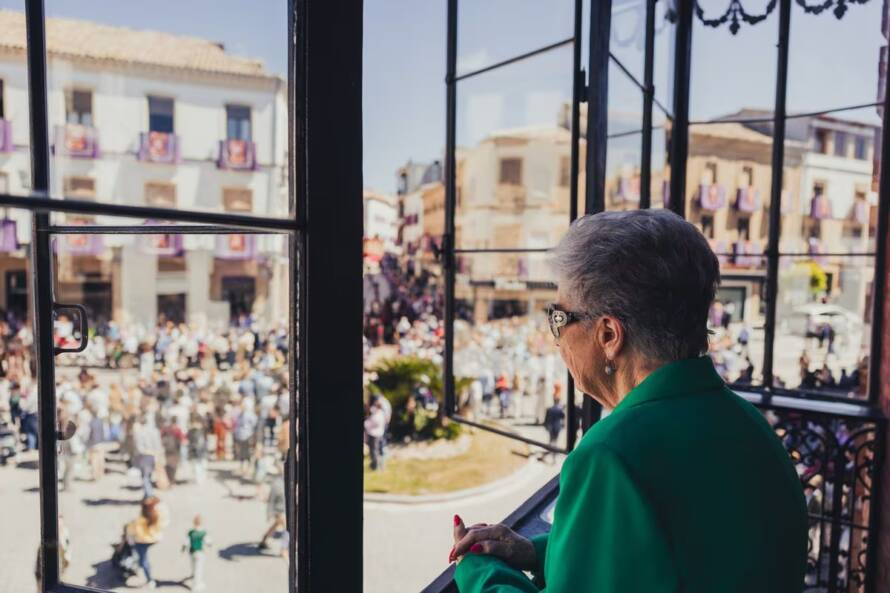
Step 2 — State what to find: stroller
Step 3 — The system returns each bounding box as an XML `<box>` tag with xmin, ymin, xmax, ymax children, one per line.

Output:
<box><xmin>110</xmin><ymin>529</ymin><xmax>140</xmax><ymax>581</ymax></box>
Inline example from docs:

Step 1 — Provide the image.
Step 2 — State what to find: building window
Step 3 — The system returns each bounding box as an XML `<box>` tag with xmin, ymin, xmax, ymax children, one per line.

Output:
<box><xmin>834</xmin><ymin>131</ymin><xmax>848</xmax><ymax>157</ymax></box>
<box><xmin>813</xmin><ymin>181</ymin><xmax>825</xmax><ymax>197</ymax></box>
<box><xmin>701</xmin><ymin>214</ymin><xmax>715</xmax><ymax>239</ymax></box>
<box><xmin>705</xmin><ymin>162</ymin><xmax>718</xmax><ymax>184</ymax></box>
<box><xmin>499</xmin><ymin>158</ymin><xmax>522</xmax><ymax>185</ymax></box>
<box><xmin>855</xmin><ymin>136</ymin><xmax>868</xmax><ymax>160</ymax></box>
<box><xmin>737</xmin><ymin>217</ymin><xmax>750</xmax><ymax>240</ymax></box>
<box><xmin>145</xmin><ymin>181</ymin><xmax>177</xmax><ymax>208</ymax></box>
<box><xmin>63</xmin><ymin>176</ymin><xmax>96</xmax><ymax>223</ymax></box>
<box><xmin>0</xmin><ymin>79</ymin><xmax>4</xmax><ymax>119</ymax></box>
<box><xmin>223</xmin><ymin>188</ymin><xmax>253</xmax><ymax>213</ymax></box>
<box><xmin>226</xmin><ymin>104</ymin><xmax>252</xmax><ymax>141</ymax></box>
<box><xmin>741</xmin><ymin>165</ymin><xmax>754</xmax><ymax>187</ymax></box>
<box><xmin>148</xmin><ymin>96</ymin><xmax>175</xmax><ymax>133</ymax></box>
<box><xmin>814</xmin><ymin>129</ymin><xmax>830</xmax><ymax>154</ymax></box>
<box><xmin>559</xmin><ymin>156</ymin><xmax>570</xmax><ymax>187</ymax></box>
<box><xmin>65</xmin><ymin>89</ymin><xmax>93</xmax><ymax>126</ymax></box>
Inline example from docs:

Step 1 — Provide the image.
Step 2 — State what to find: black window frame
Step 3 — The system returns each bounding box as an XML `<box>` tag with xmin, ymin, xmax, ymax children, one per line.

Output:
<box><xmin>8</xmin><ymin>1</ymin><xmax>364</xmax><ymax>592</ymax></box>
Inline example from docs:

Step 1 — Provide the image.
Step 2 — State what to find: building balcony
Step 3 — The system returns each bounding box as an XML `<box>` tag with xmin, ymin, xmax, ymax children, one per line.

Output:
<box><xmin>495</xmin><ymin>184</ymin><xmax>527</xmax><ymax>213</ymax></box>
<box><xmin>732</xmin><ymin>239</ymin><xmax>764</xmax><ymax>268</ymax></box>
<box><xmin>217</xmin><ymin>139</ymin><xmax>257</xmax><ymax>171</ymax></box>
<box><xmin>697</xmin><ymin>183</ymin><xmax>726</xmax><ymax>211</ymax></box>
<box><xmin>810</xmin><ymin>194</ymin><xmax>834</xmax><ymax>219</ymax></box>
<box><xmin>610</xmin><ymin>176</ymin><xmax>641</xmax><ymax>206</ymax></box>
<box><xmin>734</xmin><ymin>186</ymin><xmax>761</xmax><ymax>214</ymax></box>
<box><xmin>215</xmin><ymin>233</ymin><xmax>256</xmax><ymax>260</ymax></box>
<box><xmin>137</xmin><ymin>131</ymin><xmax>180</xmax><ymax>164</ymax></box>
<box><xmin>53</xmin><ymin>123</ymin><xmax>100</xmax><ymax>159</ymax></box>
<box><xmin>0</xmin><ymin>118</ymin><xmax>12</xmax><ymax>153</ymax></box>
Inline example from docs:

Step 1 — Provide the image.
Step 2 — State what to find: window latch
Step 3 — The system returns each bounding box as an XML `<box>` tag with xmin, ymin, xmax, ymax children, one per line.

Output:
<box><xmin>52</xmin><ymin>303</ymin><xmax>89</xmax><ymax>355</ymax></box>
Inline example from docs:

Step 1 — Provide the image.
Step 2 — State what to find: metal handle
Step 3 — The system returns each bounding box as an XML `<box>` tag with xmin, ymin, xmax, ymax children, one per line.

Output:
<box><xmin>52</xmin><ymin>303</ymin><xmax>89</xmax><ymax>355</ymax></box>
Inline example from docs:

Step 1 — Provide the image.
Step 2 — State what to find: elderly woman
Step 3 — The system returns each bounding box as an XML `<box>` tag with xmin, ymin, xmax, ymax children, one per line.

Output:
<box><xmin>450</xmin><ymin>210</ymin><xmax>807</xmax><ymax>592</ymax></box>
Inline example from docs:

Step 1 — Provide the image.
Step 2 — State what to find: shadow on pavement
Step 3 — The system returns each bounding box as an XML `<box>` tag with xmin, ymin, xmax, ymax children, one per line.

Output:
<box><xmin>217</xmin><ymin>542</ymin><xmax>274</xmax><ymax>562</ymax></box>
<box><xmin>82</xmin><ymin>497</ymin><xmax>142</xmax><ymax>506</ymax></box>
<box><xmin>84</xmin><ymin>556</ymin><xmax>124</xmax><ymax>590</ymax></box>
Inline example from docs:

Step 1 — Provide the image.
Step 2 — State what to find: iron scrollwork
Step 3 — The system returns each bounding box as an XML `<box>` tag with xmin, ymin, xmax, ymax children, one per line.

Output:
<box><xmin>690</xmin><ymin>0</ymin><xmax>873</xmax><ymax>35</ymax></box>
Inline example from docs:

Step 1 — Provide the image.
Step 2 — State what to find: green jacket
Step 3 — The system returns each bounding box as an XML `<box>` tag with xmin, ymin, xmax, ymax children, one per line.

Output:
<box><xmin>455</xmin><ymin>356</ymin><xmax>807</xmax><ymax>593</ymax></box>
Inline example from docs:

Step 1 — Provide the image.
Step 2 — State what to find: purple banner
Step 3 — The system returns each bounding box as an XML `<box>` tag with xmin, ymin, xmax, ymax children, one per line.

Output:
<box><xmin>810</xmin><ymin>194</ymin><xmax>833</xmax><ymax>220</ymax></box>
<box><xmin>54</xmin><ymin>124</ymin><xmax>100</xmax><ymax>158</ymax></box>
<box><xmin>614</xmin><ymin>176</ymin><xmax>641</xmax><ymax>204</ymax></box>
<box><xmin>808</xmin><ymin>237</ymin><xmax>827</xmax><ymax>265</ymax></box>
<box><xmin>217</xmin><ymin>139</ymin><xmax>257</xmax><ymax>171</ymax></box>
<box><xmin>851</xmin><ymin>199</ymin><xmax>870</xmax><ymax>225</ymax></box>
<box><xmin>0</xmin><ymin>219</ymin><xmax>18</xmax><ymax>252</ymax></box>
<box><xmin>56</xmin><ymin>234</ymin><xmax>104</xmax><ymax>256</ymax></box>
<box><xmin>138</xmin><ymin>132</ymin><xmax>180</xmax><ymax>164</ymax></box>
<box><xmin>733</xmin><ymin>240</ymin><xmax>763</xmax><ymax>268</ymax></box>
<box><xmin>0</xmin><ymin>119</ymin><xmax>11</xmax><ymax>153</ymax></box>
<box><xmin>708</xmin><ymin>238</ymin><xmax>729</xmax><ymax>265</ymax></box>
<box><xmin>697</xmin><ymin>184</ymin><xmax>727</xmax><ymax>211</ymax></box>
<box><xmin>662</xmin><ymin>179</ymin><xmax>671</xmax><ymax>209</ymax></box>
<box><xmin>140</xmin><ymin>233</ymin><xmax>183</xmax><ymax>256</ymax></box>
<box><xmin>215</xmin><ymin>234</ymin><xmax>256</xmax><ymax>260</ymax></box>
<box><xmin>734</xmin><ymin>187</ymin><xmax>761</xmax><ymax>213</ymax></box>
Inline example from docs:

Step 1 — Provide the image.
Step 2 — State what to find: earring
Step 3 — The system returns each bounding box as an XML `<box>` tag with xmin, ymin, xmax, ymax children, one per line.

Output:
<box><xmin>604</xmin><ymin>361</ymin><xmax>615</xmax><ymax>375</ymax></box>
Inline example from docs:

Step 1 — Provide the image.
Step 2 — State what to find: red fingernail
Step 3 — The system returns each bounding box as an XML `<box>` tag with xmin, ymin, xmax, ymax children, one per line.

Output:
<box><xmin>453</xmin><ymin>515</ymin><xmax>461</xmax><ymax>526</ymax></box>
<box><xmin>470</xmin><ymin>543</ymin><xmax>483</xmax><ymax>553</ymax></box>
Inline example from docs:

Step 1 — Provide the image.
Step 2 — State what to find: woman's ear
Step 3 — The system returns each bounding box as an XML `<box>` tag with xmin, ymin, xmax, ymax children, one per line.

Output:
<box><xmin>597</xmin><ymin>315</ymin><xmax>625</xmax><ymax>361</ymax></box>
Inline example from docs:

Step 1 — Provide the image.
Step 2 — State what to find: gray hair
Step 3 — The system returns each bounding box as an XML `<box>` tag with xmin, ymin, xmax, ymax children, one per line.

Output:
<box><xmin>551</xmin><ymin>209</ymin><xmax>720</xmax><ymax>362</ymax></box>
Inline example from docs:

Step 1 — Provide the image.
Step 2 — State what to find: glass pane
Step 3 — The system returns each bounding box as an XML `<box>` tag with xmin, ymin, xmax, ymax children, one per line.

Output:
<box><xmin>773</xmin><ymin>255</ymin><xmax>874</xmax><ymax>400</ymax></box>
<box><xmin>605</xmin><ymin>129</ymin><xmax>669</xmax><ymax>211</ymax></box>
<box><xmin>608</xmin><ymin>61</ymin><xmax>644</xmax><ymax>136</ymax></box>
<box><xmin>652</xmin><ymin>0</ymin><xmax>675</xmax><ymax>117</ymax></box>
<box><xmin>43</xmin><ymin>1</ymin><xmax>292</xmax><ymax>220</ymax></box>
<box><xmin>455</xmin><ymin>44</ymin><xmax>575</xmax><ymax>249</ymax></box>
<box><xmin>452</xmin><ymin>251</ymin><xmax>570</xmax><ymax>450</ymax></box>
<box><xmin>456</xmin><ymin>0</ymin><xmax>574</xmax><ymax>77</ymax></box>
<box><xmin>690</xmin><ymin>0</ymin><xmax>779</xmax><ymax>122</ymax></box>
<box><xmin>787</xmin><ymin>0</ymin><xmax>885</xmax><ymax>116</ymax></box>
<box><xmin>0</xmin><ymin>206</ymin><xmax>38</xmax><ymax>593</ymax></box>
<box><xmin>610</xmin><ymin>0</ymin><xmax>647</xmax><ymax>84</ymax></box>
<box><xmin>0</xmin><ymin>4</ymin><xmax>34</xmax><ymax>199</ymax></box>
<box><xmin>781</xmin><ymin>106</ymin><xmax>882</xmax><ymax>255</ymax></box>
<box><xmin>51</xmin><ymin>231</ymin><xmax>293</xmax><ymax>591</ymax></box>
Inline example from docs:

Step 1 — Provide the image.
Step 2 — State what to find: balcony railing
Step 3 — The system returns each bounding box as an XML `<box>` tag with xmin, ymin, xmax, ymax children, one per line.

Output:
<box><xmin>697</xmin><ymin>183</ymin><xmax>727</xmax><ymax>211</ymax></box>
<box><xmin>137</xmin><ymin>131</ymin><xmax>180</xmax><ymax>164</ymax></box>
<box><xmin>495</xmin><ymin>184</ymin><xmax>527</xmax><ymax>213</ymax></box>
<box><xmin>611</xmin><ymin>176</ymin><xmax>641</xmax><ymax>206</ymax></box>
<box><xmin>217</xmin><ymin>138</ymin><xmax>257</xmax><ymax>171</ymax></box>
<box><xmin>811</xmin><ymin>194</ymin><xmax>834</xmax><ymax>220</ymax></box>
<box><xmin>423</xmin><ymin>394</ymin><xmax>885</xmax><ymax>593</ymax></box>
<box><xmin>215</xmin><ymin>233</ymin><xmax>256</xmax><ymax>260</ymax></box>
<box><xmin>0</xmin><ymin>118</ymin><xmax>12</xmax><ymax>152</ymax></box>
<box><xmin>733</xmin><ymin>239</ymin><xmax>764</xmax><ymax>268</ymax></box>
<box><xmin>53</xmin><ymin>123</ymin><xmax>100</xmax><ymax>158</ymax></box>
<box><xmin>735</xmin><ymin>186</ymin><xmax>762</xmax><ymax>213</ymax></box>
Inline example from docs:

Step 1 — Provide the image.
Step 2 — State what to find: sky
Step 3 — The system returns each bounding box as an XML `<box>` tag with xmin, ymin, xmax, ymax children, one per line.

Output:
<box><xmin>0</xmin><ymin>0</ymin><xmax>884</xmax><ymax>194</ymax></box>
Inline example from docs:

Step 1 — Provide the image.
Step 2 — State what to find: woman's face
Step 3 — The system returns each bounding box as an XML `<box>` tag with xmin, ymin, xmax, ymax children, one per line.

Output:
<box><xmin>554</xmin><ymin>289</ymin><xmax>610</xmax><ymax>404</ymax></box>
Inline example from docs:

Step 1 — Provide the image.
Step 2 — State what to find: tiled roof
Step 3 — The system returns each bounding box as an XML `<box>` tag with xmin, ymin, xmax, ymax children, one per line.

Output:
<box><xmin>0</xmin><ymin>10</ymin><xmax>273</xmax><ymax>79</ymax></box>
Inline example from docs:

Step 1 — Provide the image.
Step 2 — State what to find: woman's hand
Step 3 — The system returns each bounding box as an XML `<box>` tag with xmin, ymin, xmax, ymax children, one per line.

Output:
<box><xmin>449</xmin><ymin>515</ymin><xmax>537</xmax><ymax>571</ymax></box>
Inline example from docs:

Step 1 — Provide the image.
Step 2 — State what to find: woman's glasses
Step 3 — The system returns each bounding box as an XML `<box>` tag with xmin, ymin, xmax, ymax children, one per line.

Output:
<box><xmin>546</xmin><ymin>304</ymin><xmax>588</xmax><ymax>339</ymax></box>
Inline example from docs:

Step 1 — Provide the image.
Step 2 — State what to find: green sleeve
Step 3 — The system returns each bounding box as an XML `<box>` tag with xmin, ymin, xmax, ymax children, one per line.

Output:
<box><xmin>530</xmin><ymin>534</ymin><xmax>548</xmax><ymax>587</ymax></box>
<box><xmin>454</xmin><ymin>444</ymin><xmax>678</xmax><ymax>593</ymax></box>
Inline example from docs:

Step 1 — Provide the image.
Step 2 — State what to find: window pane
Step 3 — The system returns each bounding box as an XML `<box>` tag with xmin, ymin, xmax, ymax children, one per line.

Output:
<box><xmin>610</xmin><ymin>0</ymin><xmax>646</xmax><ymax>85</ymax></box>
<box><xmin>652</xmin><ymin>0</ymin><xmax>675</xmax><ymax>117</ymax></box>
<box><xmin>772</xmin><ymin>255</ymin><xmax>873</xmax><ymax>400</ymax></box>
<box><xmin>605</xmin><ymin>129</ymin><xmax>668</xmax><ymax>211</ymax></box>
<box><xmin>455</xmin><ymin>44</ymin><xmax>575</xmax><ymax>249</ymax></box>
<box><xmin>456</xmin><ymin>0</ymin><xmax>574</xmax><ymax>77</ymax></box>
<box><xmin>0</xmin><ymin>5</ymin><xmax>34</xmax><ymax>198</ymax></box>
<box><xmin>608</xmin><ymin>60</ymin><xmax>644</xmax><ymax>136</ymax></box>
<box><xmin>50</xmin><ymin>230</ymin><xmax>293</xmax><ymax>591</ymax></box>
<box><xmin>782</xmin><ymin>106</ymin><xmax>881</xmax><ymax>255</ymax></box>
<box><xmin>787</xmin><ymin>1</ymin><xmax>885</xmax><ymax>116</ymax></box>
<box><xmin>689</xmin><ymin>0</ymin><xmax>779</xmax><ymax>122</ymax></box>
<box><xmin>43</xmin><ymin>1</ymin><xmax>292</xmax><ymax>219</ymax></box>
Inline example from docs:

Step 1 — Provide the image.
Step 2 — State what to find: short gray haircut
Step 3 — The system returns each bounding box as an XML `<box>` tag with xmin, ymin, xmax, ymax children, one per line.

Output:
<box><xmin>551</xmin><ymin>209</ymin><xmax>720</xmax><ymax>362</ymax></box>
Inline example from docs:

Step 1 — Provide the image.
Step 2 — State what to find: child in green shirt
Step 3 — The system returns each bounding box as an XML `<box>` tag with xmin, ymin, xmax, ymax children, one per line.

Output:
<box><xmin>182</xmin><ymin>514</ymin><xmax>212</xmax><ymax>591</ymax></box>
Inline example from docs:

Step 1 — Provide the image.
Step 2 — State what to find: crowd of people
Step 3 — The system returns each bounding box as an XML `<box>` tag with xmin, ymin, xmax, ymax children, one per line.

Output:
<box><xmin>0</xmin><ymin>313</ymin><xmax>292</xmax><ymax>590</ymax></box>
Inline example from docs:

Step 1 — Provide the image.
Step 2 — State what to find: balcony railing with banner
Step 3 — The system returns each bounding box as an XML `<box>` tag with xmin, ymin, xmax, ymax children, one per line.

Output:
<box><xmin>53</xmin><ymin>123</ymin><xmax>100</xmax><ymax>158</ymax></box>
<box><xmin>812</xmin><ymin>194</ymin><xmax>834</xmax><ymax>220</ymax></box>
<box><xmin>850</xmin><ymin>199</ymin><xmax>870</xmax><ymax>226</ymax></box>
<box><xmin>698</xmin><ymin>183</ymin><xmax>727</xmax><ymax>211</ymax></box>
<box><xmin>735</xmin><ymin>186</ymin><xmax>762</xmax><ymax>214</ymax></box>
<box><xmin>215</xmin><ymin>233</ymin><xmax>256</xmax><ymax>260</ymax></box>
<box><xmin>423</xmin><ymin>394</ymin><xmax>886</xmax><ymax>593</ymax></box>
<box><xmin>217</xmin><ymin>138</ymin><xmax>258</xmax><ymax>171</ymax></box>
<box><xmin>137</xmin><ymin>131</ymin><xmax>180</xmax><ymax>164</ymax></box>
<box><xmin>0</xmin><ymin>118</ymin><xmax>12</xmax><ymax>152</ymax></box>
<box><xmin>611</xmin><ymin>175</ymin><xmax>641</xmax><ymax>205</ymax></box>
<box><xmin>733</xmin><ymin>239</ymin><xmax>764</xmax><ymax>267</ymax></box>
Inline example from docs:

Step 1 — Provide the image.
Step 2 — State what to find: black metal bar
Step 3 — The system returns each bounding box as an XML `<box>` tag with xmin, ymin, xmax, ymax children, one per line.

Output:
<box><xmin>454</xmin><ymin>37</ymin><xmax>574</xmax><ymax>82</ymax></box>
<box><xmin>286</xmin><ymin>1</ymin><xmax>298</xmax><ymax>591</ymax></box>
<box><xmin>762</xmin><ymin>0</ymin><xmax>792</xmax><ymax>390</ymax></box>
<box><xmin>0</xmin><ymin>192</ymin><xmax>298</xmax><ymax>232</ymax></box>
<box><xmin>45</xmin><ymin>225</ymin><xmax>287</xmax><ymax>235</ymax></box>
<box><xmin>444</xmin><ymin>0</ymin><xmax>458</xmax><ymax>418</ymax></box>
<box><xmin>24</xmin><ymin>1</ymin><xmax>58</xmax><ymax>591</ymax></box>
<box><xmin>689</xmin><ymin>101</ymin><xmax>883</xmax><ymax>126</ymax></box>
<box><xmin>454</xmin><ymin>247</ymin><xmax>552</xmax><ymax>254</ymax></box>
<box><xmin>298</xmin><ymin>0</ymin><xmax>363</xmax><ymax>591</ymax></box>
<box><xmin>451</xmin><ymin>416</ymin><xmax>567</xmax><ymax>454</ymax></box>
<box><xmin>609</xmin><ymin>52</ymin><xmax>648</xmax><ymax>94</ymax></box>
<box><xmin>581</xmin><ymin>0</ymin><xmax>611</xmax><ymax>430</ymax></box>
<box><xmin>639</xmin><ymin>0</ymin><xmax>656</xmax><ymax>209</ymax></box>
<box><xmin>667</xmin><ymin>0</ymin><xmax>693</xmax><ymax>218</ymax></box>
<box><xmin>566</xmin><ymin>0</ymin><xmax>582</xmax><ymax>452</ymax></box>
